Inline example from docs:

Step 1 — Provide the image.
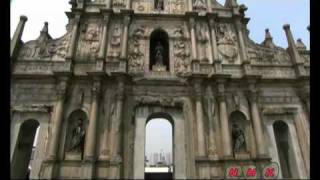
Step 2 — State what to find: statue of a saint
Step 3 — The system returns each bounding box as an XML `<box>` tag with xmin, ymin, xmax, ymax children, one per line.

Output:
<box><xmin>232</xmin><ymin>123</ymin><xmax>246</xmax><ymax>153</ymax></box>
<box><xmin>67</xmin><ymin>118</ymin><xmax>85</xmax><ymax>153</ymax></box>
<box><xmin>154</xmin><ymin>42</ymin><xmax>164</xmax><ymax>65</ymax></box>
<box><xmin>155</xmin><ymin>0</ymin><xmax>164</xmax><ymax>10</ymax></box>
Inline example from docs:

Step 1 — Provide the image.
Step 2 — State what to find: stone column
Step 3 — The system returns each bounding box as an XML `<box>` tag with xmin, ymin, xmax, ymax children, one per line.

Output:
<box><xmin>194</xmin><ymin>80</ymin><xmax>206</xmax><ymax>156</ymax></box>
<box><xmin>98</xmin><ymin>14</ymin><xmax>110</xmax><ymax>60</ymax></box>
<box><xmin>189</xmin><ymin>17</ymin><xmax>198</xmax><ymax>60</ymax></box>
<box><xmin>106</xmin><ymin>0</ymin><xmax>111</xmax><ymax>8</ymax></box>
<box><xmin>283</xmin><ymin>24</ymin><xmax>306</xmax><ymax>77</ymax></box>
<box><xmin>84</xmin><ymin>78</ymin><xmax>101</xmax><ymax>160</ymax></box>
<box><xmin>206</xmin><ymin>86</ymin><xmax>218</xmax><ymax>159</ymax></box>
<box><xmin>108</xmin><ymin>77</ymin><xmax>125</xmax><ymax>178</ymax></box>
<box><xmin>47</xmin><ymin>77</ymin><xmax>69</xmax><ymax>160</ymax></box>
<box><xmin>11</xmin><ymin>15</ymin><xmax>28</xmax><ymax>58</ymax></box>
<box><xmin>66</xmin><ymin>15</ymin><xmax>81</xmax><ymax>60</ymax></box>
<box><xmin>207</xmin><ymin>0</ymin><xmax>212</xmax><ymax>12</ymax></box>
<box><xmin>216</xmin><ymin>81</ymin><xmax>232</xmax><ymax>158</ymax></box>
<box><xmin>208</xmin><ymin>17</ymin><xmax>222</xmax><ymax>74</ymax></box>
<box><xmin>234</xmin><ymin>18</ymin><xmax>251</xmax><ymax>74</ymax></box>
<box><xmin>247</xmin><ymin>83</ymin><xmax>267</xmax><ymax>157</ymax></box>
<box><xmin>120</xmin><ymin>16</ymin><xmax>131</xmax><ymax>59</ymax></box>
<box><xmin>188</xmin><ymin>0</ymin><xmax>193</xmax><ymax>11</ymax></box>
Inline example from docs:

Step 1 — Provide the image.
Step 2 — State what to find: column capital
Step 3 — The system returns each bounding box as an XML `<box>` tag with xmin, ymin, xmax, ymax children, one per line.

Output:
<box><xmin>116</xmin><ymin>77</ymin><xmax>125</xmax><ymax>100</ymax></box>
<box><xmin>92</xmin><ymin>80</ymin><xmax>101</xmax><ymax>98</ymax></box>
<box><xmin>189</xmin><ymin>17</ymin><xmax>196</xmax><ymax>29</ymax></box>
<box><xmin>123</xmin><ymin>15</ymin><xmax>131</xmax><ymax>26</ymax></box>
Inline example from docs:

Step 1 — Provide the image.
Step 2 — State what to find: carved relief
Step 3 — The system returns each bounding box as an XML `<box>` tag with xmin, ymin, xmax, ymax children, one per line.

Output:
<box><xmin>172</xmin><ymin>26</ymin><xmax>190</xmax><ymax>75</ymax></box>
<box><xmin>193</xmin><ymin>0</ymin><xmax>207</xmax><ymax>11</ymax></box>
<box><xmin>171</xmin><ymin>0</ymin><xmax>184</xmax><ymax>14</ymax></box>
<box><xmin>108</xmin><ymin>24</ymin><xmax>122</xmax><ymax>59</ymax></box>
<box><xmin>113</xmin><ymin>0</ymin><xmax>126</xmax><ymax>8</ymax></box>
<box><xmin>18</xmin><ymin>25</ymin><xmax>71</xmax><ymax>61</ymax></box>
<box><xmin>77</xmin><ymin>22</ymin><xmax>101</xmax><ymax>60</ymax></box>
<box><xmin>128</xmin><ymin>27</ymin><xmax>145</xmax><ymax>73</ymax></box>
<box><xmin>216</xmin><ymin>24</ymin><xmax>238</xmax><ymax>63</ymax></box>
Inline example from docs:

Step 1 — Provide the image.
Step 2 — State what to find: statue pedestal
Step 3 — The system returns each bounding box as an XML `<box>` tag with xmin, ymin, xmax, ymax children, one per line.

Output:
<box><xmin>234</xmin><ymin>152</ymin><xmax>250</xmax><ymax>160</ymax></box>
<box><xmin>152</xmin><ymin>64</ymin><xmax>166</xmax><ymax>72</ymax></box>
<box><xmin>65</xmin><ymin>152</ymin><xmax>82</xmax><ymax>160</ymax></box>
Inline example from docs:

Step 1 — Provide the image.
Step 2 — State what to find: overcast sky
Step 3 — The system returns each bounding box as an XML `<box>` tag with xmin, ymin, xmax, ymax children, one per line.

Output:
<box><xmin>10</xmin><ymin>0</ymin><xmax>310</xmax><ymax>155</ymax></box>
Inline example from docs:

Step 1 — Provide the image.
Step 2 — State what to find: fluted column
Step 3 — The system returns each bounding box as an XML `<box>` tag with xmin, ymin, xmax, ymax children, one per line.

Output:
<box><xmin>11</xmin><ymin>15</ymin><xmax>28</xmax><ymax>58</ymax></box>
<box><xmin>189</xmin><ymin>17</ymin><xmax>198</xmax><ymax>60</ymax></box>
<box><xmin>98</xmin><ymin>14</ymin><xmax>110</xmax><ymax>60</ymax></box>
<box><xmin>208</xmin><ymin>17</ymin><xmax>222</xmax><ymax>74</ymax></box>
<box><xmin>283</xmin><ymin>24</ymin><xmax>306</xmax><ymax>77</ymax></box>
<box><xmin>66</xmin><ymin>15</ymin><xmax>81</xmax><ymax>60</ymax></box>
<box><xmin>217</xmin><ymin>81</ymin><xmax>232</xmax><ymax>158</ymax></box>
<box><xmin>48</xmin><ymin>77</ymin><xmax>69</xmax><ymax>160</ymax></box>
<box><xmin>120</xmin><ymin>15</ymin><xmax>131</xmax><ymax>59</ymax></box>
<box><xmin>247</xmin><ymin>83</ymin><xmax>267</xmax><ymax>157</ymax></box>
<box><xmin>194</xmin><ymin>80</ymin><xmax>206</xmax><ymax>156</ymax></box>
<box><xmin>84</xmin><ymin>78</ymin><xmax>101</xmax><ymax>160</ymax></box>
<box><xmin>206</xmin><ymin>86</ymin><xmax>218</xmax><ymax>158</ymax></box>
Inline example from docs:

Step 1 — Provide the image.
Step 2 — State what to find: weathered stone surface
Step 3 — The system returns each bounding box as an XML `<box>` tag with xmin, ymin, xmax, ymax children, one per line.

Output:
<box><xmin>11</xmin><ymin>0</ymin><xmax>309</xmax><ymax>179</ymax></box>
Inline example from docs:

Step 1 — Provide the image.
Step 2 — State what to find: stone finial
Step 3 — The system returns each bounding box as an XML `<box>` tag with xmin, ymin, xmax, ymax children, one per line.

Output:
<box><xmin>20</xmin><ymin>15</ymin><xmax>28</xmax><ymax>22</ymax></box>
<box><xmin>283</xmin><ymin>24</ymin><xmax>290</xmax><ymax>30</ymax></box>
<box><xmin>296</xmin><ymin>38</ymin><xmax>307</xmax><ymax>50</ymax></box>
<box><xmin>239</xmin><ymin>4</ymin><xmax>248</xmax><ymax>13</ymax></box>
<box><xmin>225</xmin><ymin>0</ymin><xmax>238</xmax><ymax>8</ymax></box>
<box><xmin>41</xmin><ymin>22</ymin><xmax>49</xmax><ymax>33</ymax></box>
<box><xmin>262</xmin><ymin>28</ymin><xmax>275</xmax><ymax>48</ymax></box>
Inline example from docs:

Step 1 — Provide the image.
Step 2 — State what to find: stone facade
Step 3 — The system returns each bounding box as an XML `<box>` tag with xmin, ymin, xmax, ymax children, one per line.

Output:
<box><xmin>11</xmin><ymin>0</ymin><xmax>309</xmax><ymax>179</ymax></box>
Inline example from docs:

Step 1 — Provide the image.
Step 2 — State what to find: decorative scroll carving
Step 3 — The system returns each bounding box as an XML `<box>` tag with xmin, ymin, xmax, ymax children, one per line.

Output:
<box><xmin>108</xmin><ymin>24</ymin><xmax>122</xmax><ymax>59</ymax></box>
<box><xmin>216</xmin><ymin>24</ymin><xmax>238</xmax><ymax>63</ymax></box>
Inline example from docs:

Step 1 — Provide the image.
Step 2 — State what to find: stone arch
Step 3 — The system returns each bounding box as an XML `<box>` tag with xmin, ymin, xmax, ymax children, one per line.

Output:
<box><xmin>11</xmin><ymin>119</ymin><xmax>40</xmax><ymax>179</ymax></box>
<box><xmin>145</xmin><ymin>114</ymin><xmax>174</xmax><ymax>177</ymax></box>
<box><xmin>63</xmin><ymin>109</ymin><xmax>89</xmax><ymax>160</ymax></box>
<box><xmin>229</xmin><ymin>110</ymin><xmax>254</xmax><ymax>157</ymax></box>
<box><xmin>149</xmin><ymin>28</ymin><xmax>170</xmax><ymax>71</ymax></box>
<box><xmin>273</xmin><ymin>120</ymin><xmax>292</xmax><ymax>178</ymax></box>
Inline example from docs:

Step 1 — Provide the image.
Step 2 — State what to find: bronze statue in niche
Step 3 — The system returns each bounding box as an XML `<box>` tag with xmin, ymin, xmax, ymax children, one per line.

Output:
<box><xmin>155</xmin><ymin>0</ymin><xmax>164</xmax><ymax>10</ymax></box>
<box><xmin>232</xmin><ymin>123</ymin><xmax>246</xmax><ymax>154</ymax></box>
<box><xmin>154</xmin><ymin>42</ymin><xmax>164</xmax><ymax>66</ymax></box>
<box><xmin>67</xmin><ymin>118</ymin><xmax>85</xmax><ymax>153</ymax></box>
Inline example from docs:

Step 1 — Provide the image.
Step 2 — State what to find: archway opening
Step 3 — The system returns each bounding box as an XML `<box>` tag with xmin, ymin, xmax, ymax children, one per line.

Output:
<box><xmin>145</xmin><ymin>118</ymin><xmax>173</xmax><ymax>179</ymax></box>
<box><xmin>273</xmin><ymin>121</ymin><xmax>292</xmax><ymax>178</ymax></box>
<box><xmin>11</xmin><ymin>119</ymin><xmax>40</xmax><ymax>179</ymax></box>
<box><xmin>149</xmin><ymin>29</ymin><xmax>170</xmax><ymax>71</ymax></box>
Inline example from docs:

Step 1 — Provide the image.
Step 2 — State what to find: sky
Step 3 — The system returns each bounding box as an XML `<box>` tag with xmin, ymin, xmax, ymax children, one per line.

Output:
<box><xmin>11</xmin><ymin>0</ymin><xmax>309</xmax><ymax>49</ymax></box>
<box><xmin>11</xmin><ymin>0</ymin><xmax>309</xmax><ymax>155</ymax></box>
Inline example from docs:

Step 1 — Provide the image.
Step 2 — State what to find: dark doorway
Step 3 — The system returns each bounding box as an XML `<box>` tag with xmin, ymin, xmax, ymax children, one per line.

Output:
<box><xmin>11</xmin><ymin>119</ymin><xmax>40</xmax><ymax>179</ymax></box>
<box><xmin>273</xmin><ymin>121</ymin><xmax>292</xmax><ymax>178</ymax></box>
<box><xmin>149</xmin><ymin>29</ymin><xmax>170</xmax><ymax>71</ymax></box>
<box><xmin>145</xmin><ymin>172</ymin><xmax>173</xmax><ymax>179</ymax></box>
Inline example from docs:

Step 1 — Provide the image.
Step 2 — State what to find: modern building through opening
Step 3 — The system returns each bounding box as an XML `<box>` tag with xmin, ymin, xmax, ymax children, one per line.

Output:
<box><xmin>145</xmin><ymin>118</ymin><xmax>173</xmax><ymax>179</ymax></box>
